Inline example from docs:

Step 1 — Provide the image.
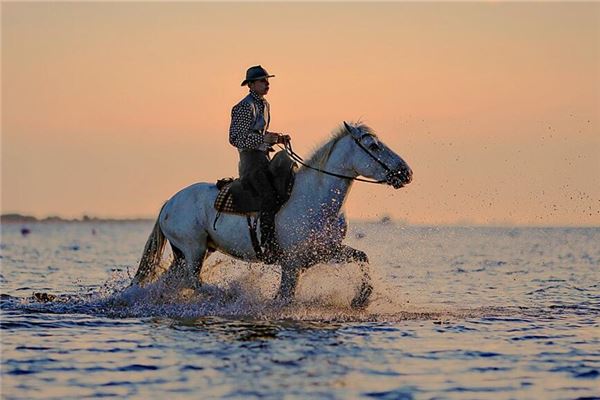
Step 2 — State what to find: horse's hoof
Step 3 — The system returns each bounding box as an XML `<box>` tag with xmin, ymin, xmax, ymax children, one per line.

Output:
<box><xmin>350</xmin><ymin>282</ymin><xmax>372</xmax><ymax>309</ymax></box>
<box><xmin>177</xmin><ymin>287</ymin><xmax>198</xmax><ymax>301</ymax></box>
<box><xmin>353</xmin><ymin>250</ymin><xmax>369</xmax><ymax>263</ymax></box>
<box><xmin>33</xmin><ymin>292</ymin><xmax>56</xmax><ymax>303</ymax></box>
<box><xmin>191</xmin><ymin>281</ymin><xmax>203</xmax><ymax>293</ymax></box>
<box><xmin>273</xmin><ymin>294</ymin><xmax>293</xmax><ymax>307</ymax></box>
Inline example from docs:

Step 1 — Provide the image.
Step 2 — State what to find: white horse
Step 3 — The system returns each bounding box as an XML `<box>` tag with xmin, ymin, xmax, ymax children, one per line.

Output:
<box><xmin>131</xmin><ymin>122</ymin><xmax>412</xmax><ymax>308</ymax></box>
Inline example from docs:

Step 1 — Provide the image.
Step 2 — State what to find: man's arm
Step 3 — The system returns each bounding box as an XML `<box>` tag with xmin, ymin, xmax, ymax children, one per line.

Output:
<box><xmin>229</xmin><ymin>102</ymin><xmax>264</xmax><ymax>150</ymax></box>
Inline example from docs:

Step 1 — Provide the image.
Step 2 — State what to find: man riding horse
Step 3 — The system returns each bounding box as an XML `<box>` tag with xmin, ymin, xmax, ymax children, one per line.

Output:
<box><xmin>130</xmin><ymin>65</ymin><xmax>412</xmax><ymax>307</ymax></box>
<box><xmin>229</xmin><ymin>65</ymin><xmax>290</xmax><ymax>263</ymax></box>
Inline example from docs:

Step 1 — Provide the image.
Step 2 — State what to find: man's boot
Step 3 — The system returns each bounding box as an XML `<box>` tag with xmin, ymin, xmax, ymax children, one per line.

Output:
<box><xmin>260</xmin><ymin>210</ymin><xmax>280</xmax><ymax>264</ymax></box>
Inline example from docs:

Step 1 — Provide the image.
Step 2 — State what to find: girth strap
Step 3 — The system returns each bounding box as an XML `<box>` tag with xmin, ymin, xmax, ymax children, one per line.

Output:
<box><xmin>246</xmin><ymin>216</ymin><xmax>263</xmax><ymax>260</ymax></box>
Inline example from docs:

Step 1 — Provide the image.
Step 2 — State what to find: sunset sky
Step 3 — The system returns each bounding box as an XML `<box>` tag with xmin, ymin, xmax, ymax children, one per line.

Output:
<box><xmin>2</xmin><ymin>2</ymin><xmax>599</xmax><ymax>225</ymax></box>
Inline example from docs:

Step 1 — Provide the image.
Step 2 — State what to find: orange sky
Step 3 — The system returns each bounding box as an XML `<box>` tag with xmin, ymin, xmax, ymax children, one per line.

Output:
<box><xmin>2</xmin><ymin>2</ymin><xmax>599</xmax><ymax>225</ymax></box>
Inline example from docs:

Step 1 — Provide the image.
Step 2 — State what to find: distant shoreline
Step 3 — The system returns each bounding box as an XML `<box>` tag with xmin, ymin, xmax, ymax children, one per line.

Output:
<box><xmin>1</xmin><ymin>213</ymin><xmax>598</xmax><ymax>229</ymax></box>
<box><xmin>0</xmin><ymin>214</ymin><xmax>152</xmax><ymax>224</ymax></box>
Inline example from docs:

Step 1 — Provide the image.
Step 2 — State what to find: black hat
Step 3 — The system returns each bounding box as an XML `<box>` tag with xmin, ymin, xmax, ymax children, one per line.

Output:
<box><xmin>241</xmin><ymin>65</ymin><xmax>275</xmax><ymax>86</ymax></box>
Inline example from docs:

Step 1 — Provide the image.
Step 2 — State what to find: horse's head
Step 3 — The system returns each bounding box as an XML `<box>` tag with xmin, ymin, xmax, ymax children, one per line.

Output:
<box><xmin>343</xmin><ymin>121</ymin><xmax>413</xmax><ymax>189</ymax></box>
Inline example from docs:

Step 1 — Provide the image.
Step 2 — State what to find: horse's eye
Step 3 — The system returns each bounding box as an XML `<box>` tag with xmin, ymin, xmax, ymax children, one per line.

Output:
<box><xmin>369</xmin><ymin>143</ymin><xmax>380</xmax><ymax>151</ymax></box>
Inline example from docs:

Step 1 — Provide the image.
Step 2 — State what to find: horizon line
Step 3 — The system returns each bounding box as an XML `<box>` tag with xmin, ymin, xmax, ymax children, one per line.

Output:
<box><xmin>1</xmin><ymin>213</ymin><xmax>598</xmax><ymax>229</ymax></box>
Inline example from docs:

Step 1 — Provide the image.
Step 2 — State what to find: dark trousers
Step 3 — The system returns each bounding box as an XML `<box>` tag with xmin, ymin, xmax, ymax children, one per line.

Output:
<box><xmin>239</xmin><ymin>150</ymin><xmax>279</xmax><ymax>251</ymax></box>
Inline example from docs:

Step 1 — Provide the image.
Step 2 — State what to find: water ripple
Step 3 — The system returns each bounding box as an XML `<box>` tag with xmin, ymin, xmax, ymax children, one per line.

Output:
<box><xmin>1</xmin><ymin>224</ymin><xmax>598</xmax><ymax>399</ymax></box>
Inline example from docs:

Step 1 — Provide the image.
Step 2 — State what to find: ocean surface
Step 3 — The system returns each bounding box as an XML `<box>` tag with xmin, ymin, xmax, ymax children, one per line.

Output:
<box><xmin>0</xmin><ymin>222</ymin><xmax>598</xmax><ymax>399</ymax></box>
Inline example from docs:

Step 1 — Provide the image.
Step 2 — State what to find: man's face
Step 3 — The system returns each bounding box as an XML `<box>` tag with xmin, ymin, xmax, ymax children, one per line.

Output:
<box><xmin>249</xmin><ymin>78</ymin><xmax>270</xmax><ymax>96</ymax></box>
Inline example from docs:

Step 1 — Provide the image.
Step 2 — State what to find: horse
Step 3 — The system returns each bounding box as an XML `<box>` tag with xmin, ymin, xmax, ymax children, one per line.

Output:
<box><xmin>130</xmin><ymin>122</ymin><xmax>412</xmax><ymax>308</ymax></box>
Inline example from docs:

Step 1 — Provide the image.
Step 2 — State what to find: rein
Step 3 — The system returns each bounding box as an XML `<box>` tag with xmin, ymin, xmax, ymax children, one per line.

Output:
<box><xmin>281</xmin><ymin>136</ymin><xmax>391</xmax><ymax>185</ymax></box>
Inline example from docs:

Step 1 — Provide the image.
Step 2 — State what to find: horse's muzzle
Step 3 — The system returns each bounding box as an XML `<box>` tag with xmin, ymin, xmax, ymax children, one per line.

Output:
<box><xmin>386</xmin><ymin>168</ymin><xmax>412</xmax><ymax>189</ymax></box>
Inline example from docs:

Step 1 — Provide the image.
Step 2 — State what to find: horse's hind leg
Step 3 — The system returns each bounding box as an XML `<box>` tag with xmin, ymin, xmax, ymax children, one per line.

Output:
<box><xmin>172</xmin><ymin>244</ymin><xmax>185</xmax><ymax>265</ymax></box>
<box><xmin>163</xmin><ymin>237</ymin><xmax>207</xmax><ymax>290</ymax></box>
<box><xmin>183</xmin><ymin>236</ymin><xmax>208</xmax><ymax>290</ymax></box>
<box><xmin>167</xmin><ymin>244</ymin><xmax>185</xmax><ymax>273</ymax></box>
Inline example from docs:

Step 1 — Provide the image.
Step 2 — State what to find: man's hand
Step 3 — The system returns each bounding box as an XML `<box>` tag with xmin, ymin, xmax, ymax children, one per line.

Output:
<box><xmin>264</xmin><ymin>132</ymin><xmax>280</xmax><ymax>145</ymax></box>
<box><xmin>278</xmin><ymin>134</ymin><xmax>291</xmax><ymax>144</ymax></box>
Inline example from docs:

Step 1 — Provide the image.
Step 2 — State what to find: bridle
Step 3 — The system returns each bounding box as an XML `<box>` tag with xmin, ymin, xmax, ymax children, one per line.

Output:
<box><xmin>281</xmin><ymin>132</ymin><xmax>401</xmax><ymax>185</ymax></box>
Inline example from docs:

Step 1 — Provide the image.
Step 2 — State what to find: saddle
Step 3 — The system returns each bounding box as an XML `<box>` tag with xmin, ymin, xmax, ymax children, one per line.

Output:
<box><xmin>214</xmin><ymin>150</ymin><xmax>297</xmax><ymax>217</ymax></box>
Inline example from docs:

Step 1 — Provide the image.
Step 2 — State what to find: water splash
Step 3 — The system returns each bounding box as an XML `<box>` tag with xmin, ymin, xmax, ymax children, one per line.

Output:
<box><xmin>2</xmin><ymin>254</ymin><xmax>509</xmax><ymax>323</ymax></box>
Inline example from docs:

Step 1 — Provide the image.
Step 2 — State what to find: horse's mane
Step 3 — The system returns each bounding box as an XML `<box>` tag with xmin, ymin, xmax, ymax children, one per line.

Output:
<box><xmin>303</xmin><ymin>123</ymin><xmax>377</xmax><ymax>171</ymax></box>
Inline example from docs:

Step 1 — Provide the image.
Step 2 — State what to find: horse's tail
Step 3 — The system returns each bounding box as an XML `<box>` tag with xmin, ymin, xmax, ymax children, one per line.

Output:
<box><xmin>131</xmin><ymin>203</ymin><xmax>167</xmax><ymax>286</ymax></box>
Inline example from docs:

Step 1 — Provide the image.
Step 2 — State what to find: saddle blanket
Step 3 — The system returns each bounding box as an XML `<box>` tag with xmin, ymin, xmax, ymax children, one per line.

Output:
<box><xmin>214</xmin><ymin>181</ymin><xmax>250</xmax><ymax>215</ymax></box>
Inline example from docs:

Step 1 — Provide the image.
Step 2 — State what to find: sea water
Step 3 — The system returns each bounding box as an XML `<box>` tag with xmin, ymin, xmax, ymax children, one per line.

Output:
<box><xmin>1</xmin><ymin>222</ymin><xmax>598</xmax><ymax>399</ymax></box>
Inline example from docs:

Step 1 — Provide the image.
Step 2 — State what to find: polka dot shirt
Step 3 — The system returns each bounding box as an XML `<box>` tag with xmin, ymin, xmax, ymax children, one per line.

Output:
<box><xmin>229</xmin><ymin>91</ymin><xmax>270</xmax><ymax>150</ymax></box>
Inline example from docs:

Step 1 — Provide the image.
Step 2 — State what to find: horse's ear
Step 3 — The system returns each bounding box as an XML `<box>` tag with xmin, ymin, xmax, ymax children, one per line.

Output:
<box><xmin>344</xmin><ymin>121</ymin><xmax>361</xmax><ymax>139</ymax></box>
<box><xmin>343</xmin><ymin>121</ymin><xmax>353</xmax><ymax>133</ymax></box>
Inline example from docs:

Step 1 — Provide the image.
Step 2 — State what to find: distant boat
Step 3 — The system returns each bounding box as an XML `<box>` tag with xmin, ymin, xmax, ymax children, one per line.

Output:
<box><xmin>20</xmin><ymin>227</ymin><xmax>31</xmax><ymax>236</ymax></box>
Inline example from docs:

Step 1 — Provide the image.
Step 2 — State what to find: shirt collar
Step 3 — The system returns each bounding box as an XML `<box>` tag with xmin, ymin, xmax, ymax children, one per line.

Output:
<box><xmin>249</xmin><ymin>90</ymin><xmax>265</xmax><ymax>104</ymax></box>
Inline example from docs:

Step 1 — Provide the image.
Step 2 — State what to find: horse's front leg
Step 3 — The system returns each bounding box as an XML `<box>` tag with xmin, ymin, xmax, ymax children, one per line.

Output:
<box><xmin>274</xmin><ymin>262</ymin><xmax>303</xmax><ymax>304</ymax></box>
<box><xmin>351</xmin><ymin>262</ymin><xmax>373</xmax><ymax>309</ymax></box>
<box><xmin>331</xmin><ymin>245</ymin><xmax>372</xmax><ymax>309</ymax></box>
<box><xmin>331</xmin><ymin>244</ymin><xmax>369</xmax><ymax>263</ymax></box>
